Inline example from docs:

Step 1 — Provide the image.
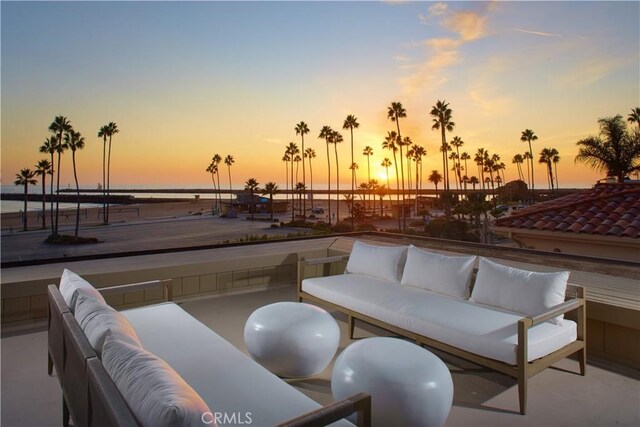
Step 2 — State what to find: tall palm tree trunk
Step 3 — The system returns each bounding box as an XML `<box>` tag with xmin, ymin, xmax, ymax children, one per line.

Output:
<box><xmin>102</xmin><ymin>139</ymin><xmax>107</xmax><ymax>223</ymax></box>
<box><xmin>528</xmin><ymin>142</ymin><xmax>534</xmax><ymax>203</ymax></box>
<box><xmin>106</xmin><ymin>136</ymin><xmax>113</xmax><ymax>224</ymax></box>
<box><xmin>392</xmin><ymin>151</ymin><xmax>401</xmax><ymax>230</ymax></box>
<box><xmin>441</xmin><ymin>128</ymin><xmax>449</xmax><ymax>217</ymax></box>
<box><xmin>22</xmin><ymin>183</ymin><xmax>28</xmax><ymax>231</ymax></box>
<box><xmin>334</xmin><ymin>143</ymin><xmax>340</xmax><ymax>225</ymax></box>
<box><xmin>49</xmin><ymin>152</ymin><xmax>55</xmax><ymax>235</ymax></box>
<box><xmin>350</xmin><ymin>129</ymin><xmax>354</xmax><ymax>229</ymax></box>
<box><xmin>55</xmin><ymin>151</ymin><xmax>62</xmax><ymax>235</ymax></box>
<box><xmin>72</xmin><ymin>151</ymin><xmax>81</xmax><ymax>238</ymax></box>
<box><xmin>326</xmin><ymin>142</ymin><xmax>331</xmax><ymax>225</ymax></box>
<box><xmin>308</xmin><ymin>157</ymin><xmax>314</xmax><ymax>209</ymax></box>
<box><xmin>41</xmin><ymin>174</ymin><xmax>47</xmax><ymax>229</ymax></box>
<box><xmin>291</xmin><ymin>157</ymin><xmax>295</xmax><ymax>222</ymax></box>
<box><xmin>301</xmin><ymin>136</ymin><xmax>306</xmax><ymax>219</ymax></box>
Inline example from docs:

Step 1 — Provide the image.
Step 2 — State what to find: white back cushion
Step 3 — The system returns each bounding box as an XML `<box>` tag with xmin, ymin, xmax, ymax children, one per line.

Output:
<box><xmin>59</xmin><ymin>269</ymin><xmax>105</xmax><ymax>312</ymax></box>
<box><xmin>345</xmin><ymin>240</ymin><xmax>408</xmax><ymax>283</ymax></box>
<box><xmin>102</xmin><ymin>335</ymin><xmax>213</xmax><ymax>427</ymax></box>
<box><xmin>74</xmin><ymin>294</ymin><xmax>142</xmax><ymax>356</ymax></box>
<box><xmin>470</xmin><ymin>257</ymin><xmax>569</xmax><ymax>324</ymax></box>
<box><xmin>401</xmin><ymin>245</ymin><xmax>476</xmax><ymax>298</ymax></box>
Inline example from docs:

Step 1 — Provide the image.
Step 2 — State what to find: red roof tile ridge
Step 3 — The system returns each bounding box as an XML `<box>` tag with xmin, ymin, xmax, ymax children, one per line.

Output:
<box><xmin>495</xmin><ymin>185</ymin><xmax>640</xmax><ymax>225</ymax></box>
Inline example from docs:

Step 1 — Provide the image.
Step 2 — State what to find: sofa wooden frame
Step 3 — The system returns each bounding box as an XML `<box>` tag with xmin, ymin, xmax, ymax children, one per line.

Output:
<box><xmin>48</xmin><ymin>281</ymin><xmax>371</xmax><ymax>427</ymax></box>
<box><xmin>297</xmin><ymin>254</ymin><xmax>587</xmax><ymax>415</ymax></box>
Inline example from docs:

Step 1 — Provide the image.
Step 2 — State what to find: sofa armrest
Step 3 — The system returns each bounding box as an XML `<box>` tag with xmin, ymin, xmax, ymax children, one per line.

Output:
<box><xmin>529</xmin><ymin>298</ymin><xmax>584</xmax><ymax>327</ymax></box>
<box><xmin>277</xmin><ymin>392</ymin><xmax>371</xmax><ymax>427</ymax></box>
<box><xmin>99</xmin><ymin>279</ymin><xmax>173</xmax><ymax>302</ymax></box>
<box><xmin>298</xmin><ymin>255</ymin><xmax>350</xmax><ymax>295</ymax></box>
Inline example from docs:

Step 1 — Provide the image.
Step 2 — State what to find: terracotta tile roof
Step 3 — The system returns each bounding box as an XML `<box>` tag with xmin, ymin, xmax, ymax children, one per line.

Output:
<box><xmin>493</xmin><ymin>183</ymin><xmax>640</xmax><ymax>238</ymax></box>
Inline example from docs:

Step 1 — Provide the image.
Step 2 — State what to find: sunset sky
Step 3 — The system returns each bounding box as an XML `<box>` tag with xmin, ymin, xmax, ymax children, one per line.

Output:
<box><xmin>2</xmin><ymin>1</ymin><xmax>639</xmax><ymax>190</ymax></box>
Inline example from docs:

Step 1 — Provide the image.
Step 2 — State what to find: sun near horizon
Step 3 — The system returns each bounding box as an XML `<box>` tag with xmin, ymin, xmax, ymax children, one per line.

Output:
<box><xmin>1</xmin><ymin>1</ymin><xmax>638</xmax><ymax>191</ymax></box>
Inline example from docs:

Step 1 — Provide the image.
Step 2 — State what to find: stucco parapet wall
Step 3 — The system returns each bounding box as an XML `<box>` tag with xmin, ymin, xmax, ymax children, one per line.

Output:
<box><xmin>1</xmin><ymin>237</ymin><xmax>339</xmax><ymax>325</ymax></box>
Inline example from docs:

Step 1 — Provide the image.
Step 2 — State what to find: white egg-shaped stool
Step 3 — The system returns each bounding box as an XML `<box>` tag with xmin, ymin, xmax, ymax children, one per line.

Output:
<box><xmin>332</xmin><ymin>337</ymin><xmax>453</xmax><ymax>427</ymax></box>
<box><xmin>244</xmin><ymin>302</ymin><xmax>340</xmax><ymax>378</ymax></box>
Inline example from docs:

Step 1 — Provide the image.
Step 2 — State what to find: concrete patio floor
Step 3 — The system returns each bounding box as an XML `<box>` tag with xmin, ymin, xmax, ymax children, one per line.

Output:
<box><xmin>2</xmin><ymin>285</ymin><xmax>639</xmax><ymax>426</ymax></box>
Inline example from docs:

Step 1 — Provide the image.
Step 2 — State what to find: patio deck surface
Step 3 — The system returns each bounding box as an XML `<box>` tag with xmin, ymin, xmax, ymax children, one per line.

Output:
<box><xmin>2</xmin><ymin>285</ymin><xmax>639</xmax><ymax>426</ymax></box>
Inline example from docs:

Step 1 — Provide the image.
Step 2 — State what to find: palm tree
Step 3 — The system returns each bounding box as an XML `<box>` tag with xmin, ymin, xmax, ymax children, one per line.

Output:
<box><xmin>282</xmin><ymin>152</ymin><xmax>291</xmax><ymax>210</ymax></box>
<box><xmin>428</xmin><ymin>170</ymin><xmax>443</xmax><ymax>201</ymax></box>
<box><xmin>521</xmin><ymin>129</ymin><xmax>538</xmax><ymax>202</ymax></box>
<box><xmin>286</xmin><ymin>142</ymin><xmax>299</xmax><ymax>220</ymax></box>
<box><xmin>244</xmin><ymin>178</ymin><xmax>260</xmax><ymax>220</ymax></box>
<box><xmin>460</xmin><ymin>151</ymin><xmax>470</xmax><ymax>192</ymax></box>
<box><xmin>318</xmin><ymin>126</ymin><xmax>333</xmax><ymax>224</ymax></box>
<box><xmin>362</xmin><ymin>146</ymin><xmax>373</xmax><ymax>208</ymax></box>
<box><xmin>14</xmin><ymin>168</ymin><xmax>37</xmax><ymax>231</ymax></box>
<box><xmin>294</xmin><ymin>154</ymin><xmax>302</xmax><ymax>184</ymax></box>
<box><xmin>383</xmin><ymin>131</ymin><xmax>401</xmax><ymax>229</ymax></box>
<box><xmin>48</xmin><ymin>116</ymin><xmax>71</xmax><ymax>235</ymax></box>
<box><xmin>523</xmin><ymin>151</ymin><xmax>533</xmax><ymax>189</ymax></box>
<box><xmin>262</xmin><ymin>182</ymin><xmax>278</xmax><ymax>220</ymax></box>
<box><xmin>474</xmin><ymin>148</ymin><xmax>487</xmax><ymax>191</ymax></box>
<box><xmin>469</xmin><ymin>176</ymin><xmax>479</xmax><ymax>191</ymax></box>
<box><xmin>97</xmin><ymin>125</ymin><xmax>109</xmax><ymax>223</ymax></box>
<box><xmin>38</xmin><ymin>137</ymin><xmax>57</xmax><ymax>233</ymax></box>
<box><xmin>552</xmin><ymin>152</ymin><xmax>560</xmax><ymax>190</ymax></box>
<box><xmin>343</xmin><ymin>115</ymin><xmax>359</xmax><ymax>222</ymax></box>
<box><xmin>430</xmin><ymin>100</ymin><xmax>455</xmax><ymax>217</ymax></box>
<box><xmin>212</xmin><ymin>154</ymin><xmax>223</xmax><ymax>211</ymax></box>
<box><xmin>206</xmin><ymin>160</ymin><xmax>218</xmax><ymax>212</ymax></box>
<box><xmin>381</xmin><ymin>157</ymin><xmax>392</xmax><ymax>206</ymax></box>
<box><xmin>330</xmin><ymin>130</ymin><xmax>344</xmax><ymax>225</ymax></box>
<box><xmin>575</xmin><ymin>115</ymin><xmax>640</xmax><ymax>182</ymax></box>
<box><xmin>449</xmin><ymin>151</ymin><xmax>460</xmax><ymax>191</ymax></box>
<box><xmin>295</xmin><ymin>182</ymin><xmax>306</xmax><ymax>218</ymax></box>
<box><xmin>450</xmin><ymin>136</ymin><xmax>464</xmax><ymax>191</ymax></box>
<box><xmin>65</xmin><ymin>129</ymin><xmax>86</xmax><ymax>237</ymax></box>
<box><xmin>627</xmin><ymin>107</ymin><xmax>640</xmax><ymax>129</ymax></box>
<box><xmin>295</xmin><ymin>121</ymin><xmax>310</xmax><ymax>217</ymax></box>
<box><xmin>539</xmin><ymin>148</ymin><xmax>559</xmax><ymax>196</ymax></box>
<box><xmin>512</xmin><ymin>154</ymin><xmax>525</xmax><ymax>182</ymax></box>
<box><xmin>304</xmin><ymin>147</ymin><xmax>316</xmax><ymax>209</ymax></box>
<box><xmin>224</xmin><ymin>155</ymin><xmax>235</xmax><ymax>207</ymax></box>
<box><xmin>34</xmin><ymin>159</ymin><xmax>53</xmax><ymax>229</ymax></box>
<box><xmin>387</xmin><ymin>102</ymin><xmax>407</xmax><ymax>228</ymax></box>
<box><xmin>104</xmin><ymin>122</ymin><xmax>119</xmax><ymax>223</ymax></box>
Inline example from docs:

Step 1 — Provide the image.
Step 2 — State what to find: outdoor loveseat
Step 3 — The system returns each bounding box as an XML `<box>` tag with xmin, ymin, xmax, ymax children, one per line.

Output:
<box><xmin>48</xmin><ymin>269</ymin><xmax>370</xmax><ymax>427</ymax></box>
<box><xmin>298</xmin><ymin>240</ymin><xmax>587</xmax><ymax>415</ymax></box>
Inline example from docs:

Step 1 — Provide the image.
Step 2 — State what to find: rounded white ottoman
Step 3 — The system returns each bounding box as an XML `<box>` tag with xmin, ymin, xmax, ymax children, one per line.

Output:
<box><xmin>332</xmin><ymin>337</ymin><xmax>453</xmax><ymax>427</ymax></box>
<box><xmin>244</xmin><ymin>302</ymin><xmax>340</xmax><ymax>378</ymax></box>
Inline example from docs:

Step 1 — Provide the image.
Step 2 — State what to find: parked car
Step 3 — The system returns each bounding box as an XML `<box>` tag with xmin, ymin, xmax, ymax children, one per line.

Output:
<box><xmin>311</xmin><ymin>207</ymin><xmax>324</xmax><ymax>214</ymax></box>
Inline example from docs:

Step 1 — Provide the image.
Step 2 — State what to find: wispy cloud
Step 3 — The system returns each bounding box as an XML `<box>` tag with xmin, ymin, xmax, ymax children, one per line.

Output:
<box><xmin>400</xmin><ymin>4</ymin><xmax>489</xmax><ymax>96</ymax></box>
<box><xmin>512</xmin><ymin>28</ymin><xmax>562</xmax><ymax>38</ymax></box>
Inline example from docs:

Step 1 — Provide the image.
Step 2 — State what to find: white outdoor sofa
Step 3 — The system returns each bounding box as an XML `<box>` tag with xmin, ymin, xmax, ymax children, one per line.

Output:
<box><xmin>48</xmin><ymin>270</ymin><xmax>370</xmax><ymax>427</ymax></box>
<box><xmin>298</xmin><ymin>241</ymin><xmax>586</xmax><ymax>415</ymax></box>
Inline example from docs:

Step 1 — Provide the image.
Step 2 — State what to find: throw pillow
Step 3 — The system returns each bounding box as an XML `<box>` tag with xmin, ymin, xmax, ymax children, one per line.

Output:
<box><xmin>470</xmin><ymin>257</ymin><xmax>569</xmax><ymax>324</ymax></box>
<box><xmin>59</xmin><ymin>269</ymin><xmax>105</xmax><ymax>313</ymax></box>
<box><xmin>102</xmin><ymin>335</ymin><xmax>213</xmax><ymax>427</ymax></box>
<box><xmin>74</xmin><ymin>294</ymin><xmax>142</xmax><ymax>356</ymax></box>
<box><xmin>400</xmin><ymin>245</ymin><xmax>476</xmax><ymax>298</ymax></box>
<box><xmin>345</xmin><ymin>240</ymin><xmax>408</xmax><ymax>283</ymax></box>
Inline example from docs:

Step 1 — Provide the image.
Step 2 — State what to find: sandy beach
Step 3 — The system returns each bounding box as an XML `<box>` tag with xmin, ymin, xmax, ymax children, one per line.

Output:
<box><xmin>1</xmin><ymin>199</ymin><xmax>222</xmax><ymax>231</ymax></box>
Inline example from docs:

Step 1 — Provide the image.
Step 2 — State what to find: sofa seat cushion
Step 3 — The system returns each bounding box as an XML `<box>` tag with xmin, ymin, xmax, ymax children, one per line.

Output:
<box><xmin>122</xmin><ymin>303</ymin><xmax>351</xmax><ymax>427</ymax></box>
<box><xmin>302</xmin><ymin>274</ymin><xmax>577</xmax><ymax>365</ymax></box>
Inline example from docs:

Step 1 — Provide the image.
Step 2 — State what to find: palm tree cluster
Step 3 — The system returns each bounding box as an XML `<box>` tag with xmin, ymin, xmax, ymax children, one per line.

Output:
<box><xmin>16</xmin><ymin>116</ymin><xmax>118</xmax><ymax>237</ymax></box>
<box><xmin>576</xmin><ymin>114</ymin><xmax>640</xmax><ymax>182</ymax></box>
